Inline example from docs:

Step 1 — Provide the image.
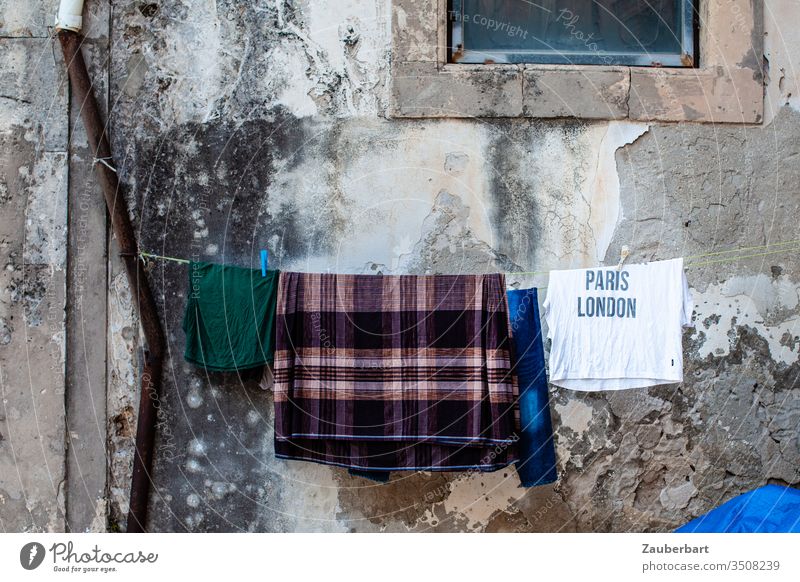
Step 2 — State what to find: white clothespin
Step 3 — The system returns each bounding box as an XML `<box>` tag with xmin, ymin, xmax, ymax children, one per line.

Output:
<box><xmin>617</xmin><ymin>245</ymin><xmax>630</xmax><ymax>271</ymax></box>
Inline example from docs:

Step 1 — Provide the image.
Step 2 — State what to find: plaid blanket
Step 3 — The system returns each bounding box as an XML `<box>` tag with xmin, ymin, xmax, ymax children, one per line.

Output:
<box><xmin>273</xmin><ymin>272</ymin><xmax>519</xmax><ymax>471</ymax></box>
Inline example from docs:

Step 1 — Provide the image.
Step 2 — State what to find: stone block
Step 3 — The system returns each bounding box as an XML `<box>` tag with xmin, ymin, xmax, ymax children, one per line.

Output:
<box><xmin>391</xmin><ymin>62</ymin><xmax>523</xmax><ymax>118</ymax></box>
<box><xmin>523</xmin><ymin>66</ymin><xmax>629</xmax><ymax>119</ymax></box>
<box><xmin>629</xmin><ymin>67</ymin><xmax>763</xmax><ymax>123</ymax></box>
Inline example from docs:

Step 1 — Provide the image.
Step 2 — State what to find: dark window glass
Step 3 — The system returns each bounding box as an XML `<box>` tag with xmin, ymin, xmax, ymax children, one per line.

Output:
<box><xmin>450</xmin><ymin>0</ymin><xmax>695</xmax><ymax>66</ymax></box>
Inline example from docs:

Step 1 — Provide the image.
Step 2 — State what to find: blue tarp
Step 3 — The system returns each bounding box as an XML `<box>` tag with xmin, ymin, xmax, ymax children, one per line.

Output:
<box><xmin>676</xmin><ymin>485</ymin><xmax>800</xmax><ymax>533</ymax></box>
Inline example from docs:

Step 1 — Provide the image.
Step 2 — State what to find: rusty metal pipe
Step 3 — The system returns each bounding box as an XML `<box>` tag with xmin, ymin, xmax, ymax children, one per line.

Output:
<box><xmin>58</xmin><ymin>30</ymin><xmax>165</xmax><ymax>533</ymax></box>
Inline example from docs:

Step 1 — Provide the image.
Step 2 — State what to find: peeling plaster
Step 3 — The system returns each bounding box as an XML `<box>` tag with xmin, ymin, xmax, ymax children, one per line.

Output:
<box><xmin>588</xmin><ymin>122</ymin><xmax>650</xmax><ymax>263</ymax></box>
<box><xmin>491</xmin><ymin>120</ymin><xmax>649</xmax><ymax>274</ymax></box>
<box><xmin>764</xmin><ymin>0</ymin><xmax>800</xmax><ymax>124</ymax></box>
<box><xmin>439</xmin><ymin>470</ymin><xmax>528</xmax><ymax>531</ymax></box>
<box><xmin>692</xmin><ymin>275</ymin><xmax>800</xmax><ymax>365</ymax></box>
<box><xmin>106</xmin><ymin>269</ymin><xmax>139</xmax><ymax>529</ymax></box>
<box><xmin>266</xmin><ymin>0</ymin><xmax>390</xmax><ymax>119</ymax></box>
<box><xmin>270</xmin><ymin>48</ymin><xmax>319</xmax><ymax>118</ymax></box>
<box><xmin>149</xmin><ymin>1</ymin><xmax>229</xmax><ymax>124</ymax></box>
<box><xmin>555</xmin><ymin>399</ymin><xmax>594</xmax><ymax>436</ymax></box>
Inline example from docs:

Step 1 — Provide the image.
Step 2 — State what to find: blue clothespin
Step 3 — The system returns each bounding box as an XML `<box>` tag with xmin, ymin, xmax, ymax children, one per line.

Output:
<box><xmin>260</xmin><ymin>249</ymin><xmax>268</xmax><ymax>276</ymax></box>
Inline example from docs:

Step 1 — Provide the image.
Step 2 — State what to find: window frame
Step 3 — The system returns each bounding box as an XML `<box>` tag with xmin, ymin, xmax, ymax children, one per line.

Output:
<box><xmin>448</xmin><ymin>0</ymin><xmax>696</xmax><ymax>67</ymax></box>
<box><xmin>390</xmin><ymin>0</ymin><xmax>764</xmax><ymax>123</ymax></box>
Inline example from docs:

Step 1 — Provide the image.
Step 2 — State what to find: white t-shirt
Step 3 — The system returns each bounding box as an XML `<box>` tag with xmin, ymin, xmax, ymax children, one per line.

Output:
<box><xmin>542</xmin><ymin>258</ymin><xmax>693</xmax><ymax>391</ymax></box>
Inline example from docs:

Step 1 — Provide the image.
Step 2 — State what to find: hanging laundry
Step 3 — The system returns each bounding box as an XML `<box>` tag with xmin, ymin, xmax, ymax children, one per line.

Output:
<box><xmin>272</xmin><ymin>272</ymin><xmax>520</xmax><ymax>471</ymax></box>
<box><xmin>543</xmin><ymin>258</ymin><xmax>693</xmax><ymax>391</ymax></box>
<box><xmin>507</xmin><ymin>288</ymin><xmax>558</xmax><ymax>487</ymax></box>
<box><xmin>347</xmin><ymin>287</ymin><xmax>559</xmax><ymax>485</ymax></box>
<box><xmin>182</xmin><ymin>261</ymin><xmax>280</xmax><ymax>371</ymax></box>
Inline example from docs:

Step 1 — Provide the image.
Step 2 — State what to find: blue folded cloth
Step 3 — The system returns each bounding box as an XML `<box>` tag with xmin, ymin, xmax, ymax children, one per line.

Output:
<box><xmin>507</xmin><ymin>288</ymin><xmax>558</xmax><ymax>487</ymax></box>
<box><xmin>676</xmin><ymin>485</ymin><xmax>800</xmax><ymax>533</ymax></box>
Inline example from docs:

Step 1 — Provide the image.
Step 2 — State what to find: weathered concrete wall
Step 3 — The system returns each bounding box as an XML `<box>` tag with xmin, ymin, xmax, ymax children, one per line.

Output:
<box><xmin>98</xmin><ymin>0</ymin><xmax>799</xmax><ymax>532</ymax></box>
<box><xmin>65</xmin><ymin>1</ymin><xmax>112</xmax><ymax>533</ymax></box>
<box><xmin>1</xmin><ymin>0</ymin><xmax>798</xmax><ymax>532</ymax></box>
<box><xmin>0</xmin><ymin>0</ymin><xmax>110</xmax><ymax>533</ymax></box>
<box><xmin>0</xmin><ymin>0</ymin><xmax>69</xmax><ymax>531</ymax></box>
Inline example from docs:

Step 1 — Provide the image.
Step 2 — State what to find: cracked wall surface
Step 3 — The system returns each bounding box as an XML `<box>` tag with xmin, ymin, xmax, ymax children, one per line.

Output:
<box><xmin>1</xmin><ymin>0</ymin><xmax>799</xmax><ymax>532</ymax></box>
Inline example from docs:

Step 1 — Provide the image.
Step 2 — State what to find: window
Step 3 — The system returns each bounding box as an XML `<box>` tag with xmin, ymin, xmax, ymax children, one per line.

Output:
<box><xmin>449</xmin><ymin>0</ymin><xmax>696</xmax><ymax>66</ymax></box>
<box><xmin>391</xmin><ymin>0</ymin><xmax>763</xmax><ymax>122</ymax></box>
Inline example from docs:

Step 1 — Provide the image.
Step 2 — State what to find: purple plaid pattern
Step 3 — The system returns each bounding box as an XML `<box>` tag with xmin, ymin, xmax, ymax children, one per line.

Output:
<box><xmin>273</xmin><ymin>272</ymin><xmax>520</xmax><ymax>471</ymax></box>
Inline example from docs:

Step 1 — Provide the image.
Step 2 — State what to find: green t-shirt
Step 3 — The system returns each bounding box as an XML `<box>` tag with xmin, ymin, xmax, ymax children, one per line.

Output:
<box><xmin>182</xmin><ymin>261</ymin><xmax>279</xmax><ymax>371</ymax></box>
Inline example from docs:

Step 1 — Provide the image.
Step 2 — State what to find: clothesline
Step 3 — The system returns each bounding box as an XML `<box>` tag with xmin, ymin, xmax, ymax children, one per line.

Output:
<box><xmin>139</xmin><ymin>238</ymin><xmax>800</xmax><ymax>277</ymax></box>
<box><xmin>141</xmin><ymin>251</ymin><xmax>190</xmax><ymax>264</ymax></box>
<box><xmin>507</xmin><ymin>239</ymin><xmax>800</xmax><ymax>275</ymax></box>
